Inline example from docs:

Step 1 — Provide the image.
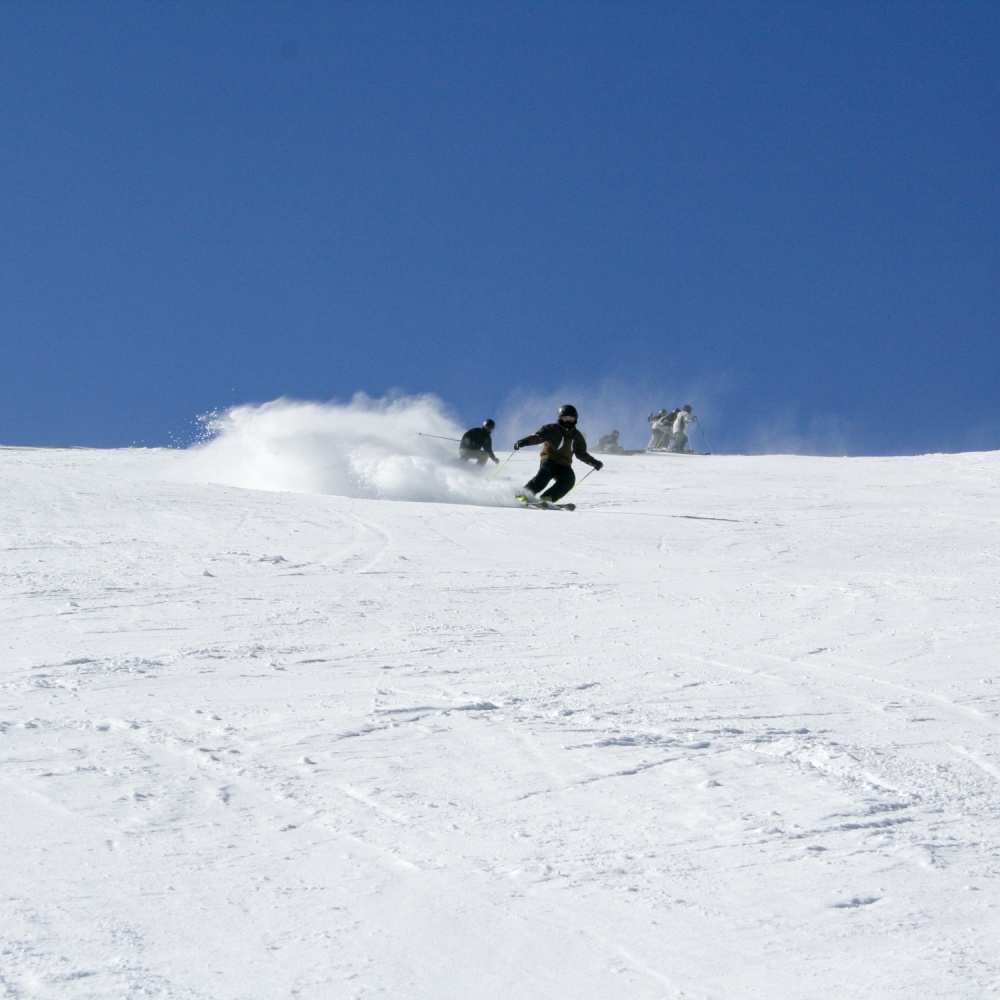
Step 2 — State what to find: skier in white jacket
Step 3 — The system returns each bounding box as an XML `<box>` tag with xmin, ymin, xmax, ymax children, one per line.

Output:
<box><xmin>668</xmin><ymin>405</ymin><xmax>697</xmax><ymax>452</ymax></box>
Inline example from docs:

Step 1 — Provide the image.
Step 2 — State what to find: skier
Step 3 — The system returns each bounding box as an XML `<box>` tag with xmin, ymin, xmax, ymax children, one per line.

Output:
<box><xmin>514</xmin><ymin>404</ymin><xmax>602</xmax><ymax>503</ymax></box>
<box><xmin>597</xmin><ymin>430</ymin><xmax>624</xmax><ymax>454</ymax></box>
<box><xmin>668</xmin><ymin>405</ymin><xmax>698</xmax><ymax>452</ymax></box>
<box><xmin>646</xmin><ymin>410</ymin><xmax>672</xmax><ymax>451</ymax></box>
<box><xmin>459</xmin><ymin>419</ymin><xmax>499</xmax><ymax>465</ymax></box>
<box><xmin>663</xmin><ymin>408</ymin><xmax>681</xmax><ymax>447</ymax></box>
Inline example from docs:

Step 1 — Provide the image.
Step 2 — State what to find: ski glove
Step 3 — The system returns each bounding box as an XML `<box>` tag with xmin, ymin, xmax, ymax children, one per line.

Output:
<box><xmin>513</xmin><ymin>439</ymin><xmax>525</xmax><ymax>450</ymax></box>
<box><xmin>592</xmin><ymin>459</ymin><xmax>604</xmax><ymax>471</ymax></box>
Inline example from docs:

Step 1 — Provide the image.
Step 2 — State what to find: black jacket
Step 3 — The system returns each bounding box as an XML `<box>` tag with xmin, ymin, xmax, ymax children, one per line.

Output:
<box><xmin>460</xmin><ymin>427</ymin><xmax>497</xmax><ymax>460</ymax></box>
<box><xmin>516</xmin><ymin>423</ymin><xmax>600</xmax><ymax>468</ymax></box>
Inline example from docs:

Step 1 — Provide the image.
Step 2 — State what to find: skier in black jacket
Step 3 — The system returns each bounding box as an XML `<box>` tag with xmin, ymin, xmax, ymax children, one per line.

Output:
<box><xmin>514</xmin><ymin>404</ymin><xmax>602</xmax><ymax>502</ymax></box>
<box><xmin>460</xmin><ymin>420</ymin><xmax>499</xmax><ymax>465</ymax></box>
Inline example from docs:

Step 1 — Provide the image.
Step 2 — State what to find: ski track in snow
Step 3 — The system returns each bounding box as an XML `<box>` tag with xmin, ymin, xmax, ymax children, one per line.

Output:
<box><xmin>2</xmin><ymin>445</ymin><xmax>1000</xmax><ymax>998</ymax></box>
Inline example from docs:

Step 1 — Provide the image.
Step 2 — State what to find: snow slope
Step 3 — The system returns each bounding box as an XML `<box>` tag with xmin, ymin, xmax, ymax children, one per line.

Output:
<box><xmin>3</xmin><ymin>435</ymin><xmax>1000</xmax><ymax>999</ymax></box>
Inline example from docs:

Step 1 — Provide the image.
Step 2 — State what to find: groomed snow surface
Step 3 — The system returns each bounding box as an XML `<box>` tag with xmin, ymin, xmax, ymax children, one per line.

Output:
<box><xmin>3</xmin><ymin>401</ymin><xmax>999</xmax><ymax>999</ymax></box>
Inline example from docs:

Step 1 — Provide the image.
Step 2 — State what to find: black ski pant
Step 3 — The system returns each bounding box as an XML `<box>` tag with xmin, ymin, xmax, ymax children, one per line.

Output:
<box><xmin>524</xmin><ymin>459</ymin><xmax>575</xmax><ymax>502</ymax></box>
<box><xmin>460</xmin><ymin>449</ymin><xmax>489</xmax><ymax>466</ymax></box>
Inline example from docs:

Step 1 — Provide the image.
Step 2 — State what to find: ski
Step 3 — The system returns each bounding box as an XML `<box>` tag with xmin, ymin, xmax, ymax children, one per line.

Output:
<box><xmin>516</xmin><ymin>495</ymin><xmax>576</xmax><ymax>511</ymax></box>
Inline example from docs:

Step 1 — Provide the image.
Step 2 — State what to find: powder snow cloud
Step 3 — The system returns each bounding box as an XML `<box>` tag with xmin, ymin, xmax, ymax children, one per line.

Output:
<box><xmin>170</xmin><ymin>394</ymin><xmax>516</xmax><ymax>506</ymax></box>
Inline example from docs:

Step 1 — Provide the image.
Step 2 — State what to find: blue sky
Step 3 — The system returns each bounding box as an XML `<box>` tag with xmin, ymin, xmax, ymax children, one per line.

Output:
<box><xmin>2</xmin><ymin>1</ymin><xmax>997</xmax><ymax>454</ymax></box>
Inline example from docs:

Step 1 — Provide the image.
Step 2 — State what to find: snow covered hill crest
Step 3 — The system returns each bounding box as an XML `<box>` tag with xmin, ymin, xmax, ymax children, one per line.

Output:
<box><xmin>3</xmin><ymin>420</ymin><xmax>1000</xmax><ymax>998</ymax></box>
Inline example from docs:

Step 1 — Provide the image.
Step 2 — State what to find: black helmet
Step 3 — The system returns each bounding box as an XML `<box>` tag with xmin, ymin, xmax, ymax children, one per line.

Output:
<box><xmin>483</xmin><ymin>419</ymin><xmax>495</xmax><ymax>430</ymax></box>
<box><xmin>558</xmin><ymin>404</ymin><xmax>578</xmax><ymax>420</ymax></box>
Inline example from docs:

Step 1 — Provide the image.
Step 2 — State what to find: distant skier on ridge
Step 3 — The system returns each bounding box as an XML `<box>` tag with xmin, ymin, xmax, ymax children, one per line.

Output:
<box><xmin>597</xmin><ymin>430</ymin><xmax>624</xmax><ymax>454</ymax></box>
<box><xmin>646</xmin><ymin>409</ymin><xmax>672</xmax><ymax>451</ymax></box>
<box><xmin>668</xmin><ymin>405</ymin><xmax>698</xmax><ymax>453</ymax></box>
<box><xmin>513</xmin><ymin>404</ymin><xmax>602</xmax><ymax>504</ymax></box>
<box><xmin>459</xmin><ymin>419</ymin><xmax>499</xmax><ymax>466</ymax></box>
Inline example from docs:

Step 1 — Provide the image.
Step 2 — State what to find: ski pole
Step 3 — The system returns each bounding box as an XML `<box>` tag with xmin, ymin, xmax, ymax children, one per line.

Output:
<box><xmin>566</xmin><ymin>466</ymin><xmax>598</xmax><ymax>496</ymax></box>
<box><xmin>418</xmin><ymin>432</ymin><xmax>461</xmax><ymax>442</ymax></box>
<box><xmin>488</xmin><ymin>451</ymin><xmax>516</xmax><ymax>481</ymax></box>
<box><xmin>697</xmin><ymin>423</ymin><xmax>713</xmax><ymax>454</ymax></box>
